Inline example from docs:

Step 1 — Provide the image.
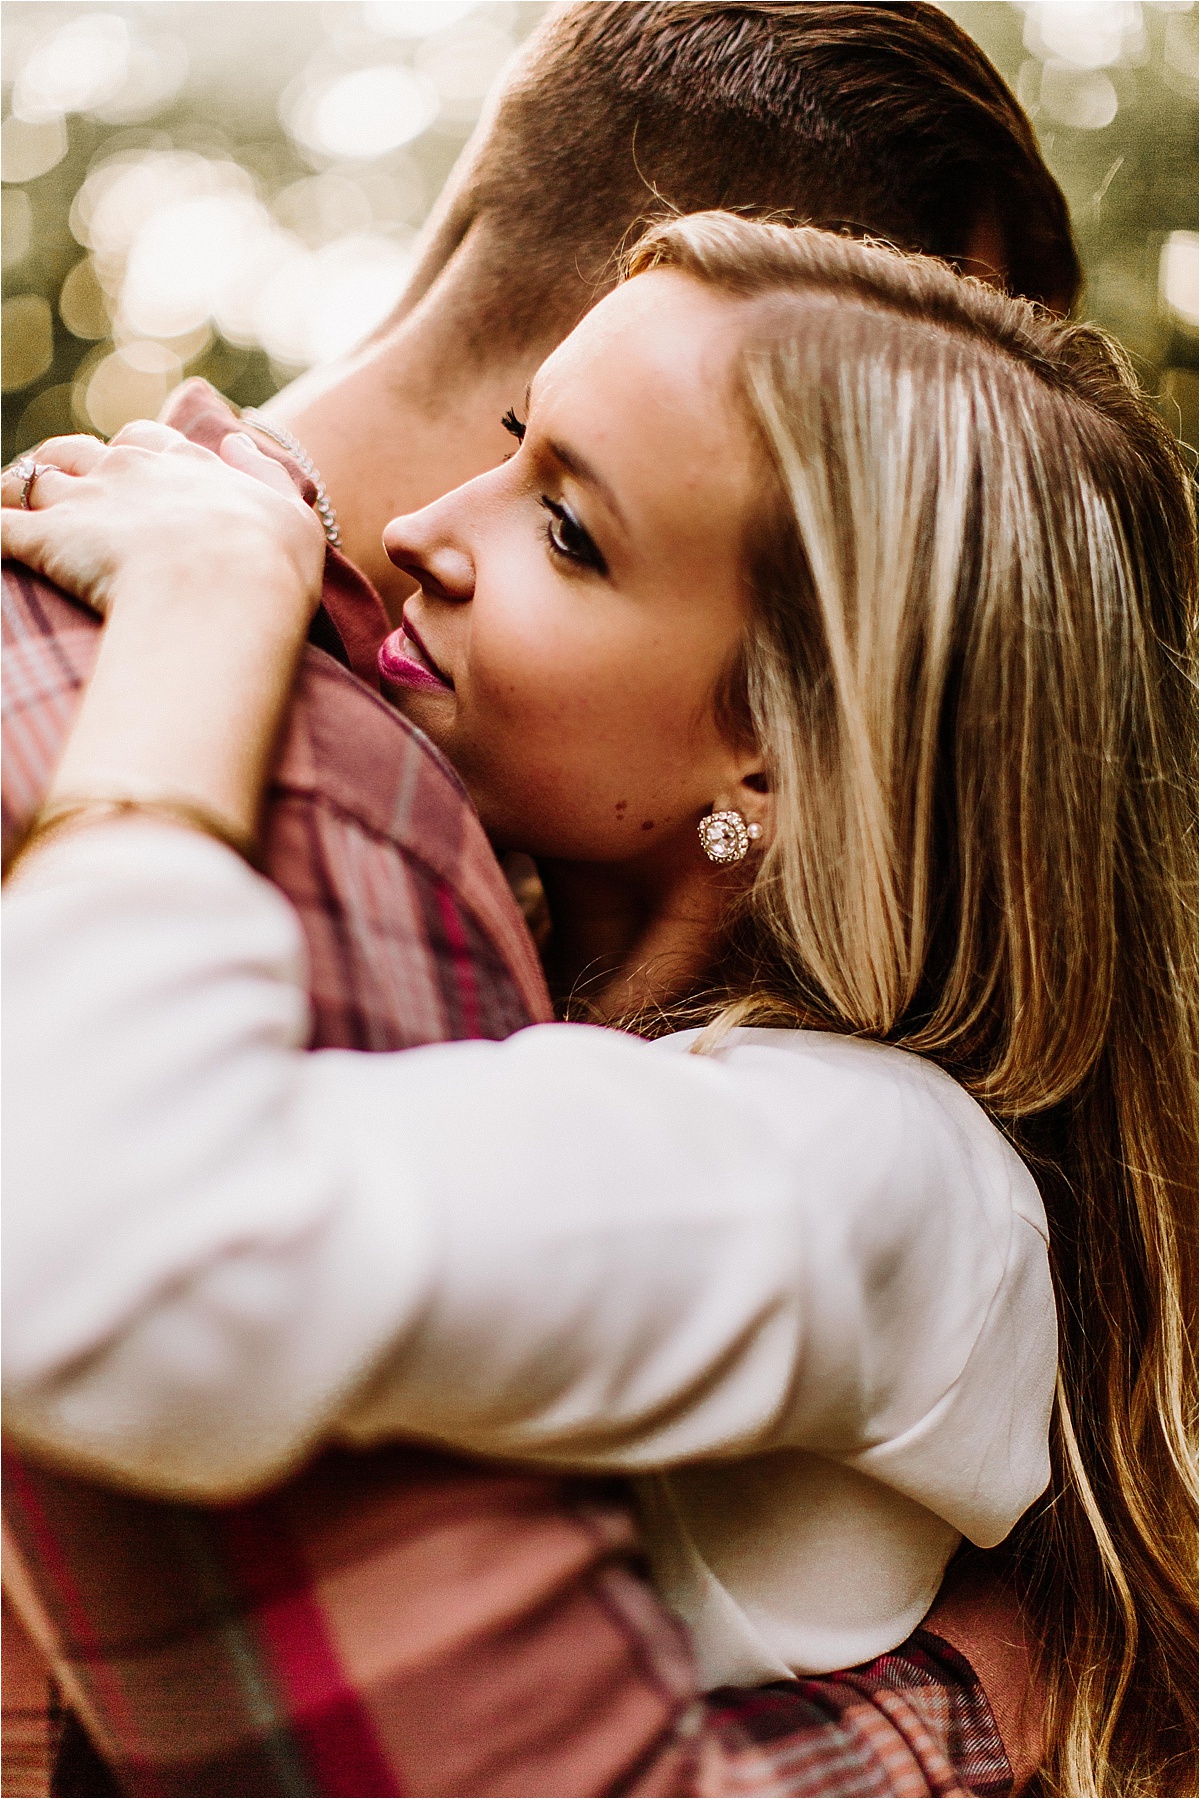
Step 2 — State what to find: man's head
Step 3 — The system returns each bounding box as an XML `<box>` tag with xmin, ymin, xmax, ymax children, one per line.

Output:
<box><xmin>277</xmin><ymin>2</ymin><xmax>1079</xmax><ymax>614</ymax></box>
<box><xmin>399</xmin><ymin>0</ymin><xmax>1079</xmax><ymax>362</ymax></box>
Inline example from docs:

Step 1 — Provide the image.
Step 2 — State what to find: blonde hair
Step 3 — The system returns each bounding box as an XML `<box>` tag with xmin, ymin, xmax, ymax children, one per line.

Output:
<box><xmin>624</xmin><ymin>214</ymin><xmax>1197</xmax><ymax>1797</ymax></box>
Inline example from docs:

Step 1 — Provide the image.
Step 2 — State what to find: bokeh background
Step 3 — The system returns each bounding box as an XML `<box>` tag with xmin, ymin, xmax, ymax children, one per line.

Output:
<box><xmin>3</xmin><ymin>0</ymin><xmax>1197</xmax><ymax>467</ymax></box>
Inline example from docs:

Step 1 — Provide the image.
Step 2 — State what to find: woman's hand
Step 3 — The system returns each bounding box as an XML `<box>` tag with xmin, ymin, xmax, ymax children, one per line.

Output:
<box><xmin>1</xmin><ymin>421</ymin><xmax>326</xmax><ymax>627</ymax></box>
<box><xmin>1</xmin><ymin>421</ymin><xmax>331</xmax><ymax>855</ymax></box>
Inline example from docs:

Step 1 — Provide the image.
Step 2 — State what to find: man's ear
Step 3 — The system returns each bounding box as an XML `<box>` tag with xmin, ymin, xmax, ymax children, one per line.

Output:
<box><xmin>959</xmin><ymin>210</ymin><xmax>1009</xmax><ymax>293</ymax></box>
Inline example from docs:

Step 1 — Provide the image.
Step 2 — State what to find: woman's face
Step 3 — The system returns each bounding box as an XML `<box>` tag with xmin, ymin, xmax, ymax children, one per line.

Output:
<box><xmin>381</xmin><ymin>269</ymin><xmax>763</xmax><ymax>861</ymax></box>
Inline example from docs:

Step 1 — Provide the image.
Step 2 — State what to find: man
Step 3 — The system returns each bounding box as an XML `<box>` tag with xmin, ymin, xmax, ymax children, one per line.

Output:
<box><xmin>2</xmin><ymin>5</ymin><xmax>1073</xmax><ymax>1793</ymax></box>
<box><xmin>262</xmin><ymin>0</ymin><xmax>1077</xmax><ymax>623</ymax></box>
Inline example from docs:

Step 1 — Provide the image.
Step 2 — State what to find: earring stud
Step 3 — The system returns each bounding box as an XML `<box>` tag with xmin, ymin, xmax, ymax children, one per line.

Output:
<box><xmin>698</xmin><ymin>809</ymin><xmax>761</xmax><ymax>865</ymax></box>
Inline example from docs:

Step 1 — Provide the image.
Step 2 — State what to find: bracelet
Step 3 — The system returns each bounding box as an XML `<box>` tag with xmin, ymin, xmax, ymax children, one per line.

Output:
<box><xmin>2</xmin><ymin>795</ymin><xmax>262</xmax><ymax>883</ymax></box>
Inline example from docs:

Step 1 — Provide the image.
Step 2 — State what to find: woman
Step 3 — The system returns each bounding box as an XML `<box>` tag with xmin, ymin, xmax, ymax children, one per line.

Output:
<box><xmin>3</xmin><ymin>217</ymin><xmax>1195</xmax><ymax>1797</ymax></box>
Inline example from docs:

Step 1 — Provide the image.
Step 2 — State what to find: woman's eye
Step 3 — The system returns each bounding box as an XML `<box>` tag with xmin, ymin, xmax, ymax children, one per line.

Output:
<box><xmin>501</xmin><ymin>408</ymin><xmax>526</xmax><ymax>443</ymax></box>
<box><xmin>539</xmin><ymin>495</ymin><xmax>607</xmax><ymax>575</ymax></box>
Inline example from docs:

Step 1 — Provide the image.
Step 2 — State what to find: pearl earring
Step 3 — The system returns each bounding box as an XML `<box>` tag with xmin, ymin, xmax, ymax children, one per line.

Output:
<box><xmin>698</xmin><ymin>809</ymin><xmax>762</xmax><ymax>865</ymax></box>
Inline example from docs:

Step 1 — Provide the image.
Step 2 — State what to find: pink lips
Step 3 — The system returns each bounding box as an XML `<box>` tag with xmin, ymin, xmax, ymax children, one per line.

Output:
<box><xmin>378</xmin><ymin>622</ymin><xmax>453</xmax><ymax>694</ymax></box>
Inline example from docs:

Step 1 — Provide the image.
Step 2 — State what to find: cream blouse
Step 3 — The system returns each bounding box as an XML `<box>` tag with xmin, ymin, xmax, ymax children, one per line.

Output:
<box><xmin>3</xmin><ymin>823</ymin><xmax>1056</xmax><ymax>1686</ymax></box>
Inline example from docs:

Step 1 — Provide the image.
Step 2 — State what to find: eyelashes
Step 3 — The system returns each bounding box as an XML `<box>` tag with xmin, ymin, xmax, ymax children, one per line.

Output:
<box><xmin>540</xmin><ymin>495</ymin><xmax>607</xmax><ymax>576</ymax></box>
<box><xmin>501</xmin><ymin>407</ymin><xmax>606</xmax><ymax>576</ymax></box>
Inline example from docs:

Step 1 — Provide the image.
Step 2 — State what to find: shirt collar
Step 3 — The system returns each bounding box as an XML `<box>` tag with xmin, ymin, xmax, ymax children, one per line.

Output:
<box><xmin>161</xmin><ymin>379</ymin><xmax>390</xmax><ymax>692</ymax></box>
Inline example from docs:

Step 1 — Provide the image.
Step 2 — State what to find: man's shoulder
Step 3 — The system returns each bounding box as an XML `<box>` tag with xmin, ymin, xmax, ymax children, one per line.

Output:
<box><xmin>2</xmin><ymin>563</ymin><xmax>100</xmax><ymax>848</ymax></box>
<box><xmin>276</xmin><ymin>644</ymin><xmax>471</xmax><ymax>858</ymax></box>
<box><xmin>2</xmin><ymin>561</ymin><xmax>551</xmax><ymax>1045</ymax></box>
<box><xmin>1</xmin><ymin>558</ymin><xmax>460</xmax><ymax>855</ymax></box>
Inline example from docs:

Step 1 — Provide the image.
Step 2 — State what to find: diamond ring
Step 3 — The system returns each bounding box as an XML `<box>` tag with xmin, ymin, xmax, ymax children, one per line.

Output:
<box><xmin>8</xmin><ymin>454</ymin><xmax>49</xmax><ymax>510</ymax></box>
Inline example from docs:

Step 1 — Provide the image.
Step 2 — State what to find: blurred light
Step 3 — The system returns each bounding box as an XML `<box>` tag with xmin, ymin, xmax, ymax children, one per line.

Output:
<box><xmin>364</xmin><ymin>3</ymin><xmax>478</xmax><ymax>38</ymax></box>
<box><xmin>91</xmin><ymin>35</ymin><xmax>189</xmax><ymax>126</ymax></box>
<box><xmin>59</xmin><ymin>258</ymin><xmax>112</xmax><ymax>340</ymax></box>
<box><xmin>1</xmin><ymin>294</ymin><xmax>55</xmax><ymax>392</ymax></box>
<box><xmin>1161</xmin><ymin>9</ymin><xmax>1199</xmax><ymax>98</ymax></box>
<box><xmin>416</xmin><ymin>21</ymin><xmax>515</xmax><ymax>121</ymax></box>
<box><xmin>128</xmin><ymin>322</ymin><xmax>214</xmax><ymax>362</ymax></box>
<box><xmin>287</xmin><ymin>64</ymin><xmax>440</xmax><ymax>160</ymax></box>
<box><xmin>1</xmin><ymin>17</ymin><xmax>39</xmax><ymax>85</ymax></box>
<box><xmin>1021</xmin><ymin>2</ymin><xmax>1145</xmax><ymax>68</ymax></box>
<box><xmin>14</xmin><ymin>383</ymin><xmax>78</xmax><ymax>452</ymax></box>
<box><xmin>73</xmin><ymin>152</ymin><xmax>256</xmax><ymax>262</ymax></box>
<box><xmin>2</xmin><ymin>190</ymin><xmax>33</xmax><ymax>270</ymax></box>
<box><xmin>1157</xmin><ymin>368</ymin><xmax>1198</xmax><ymax>452</ymax></box>
<box><xmin>1017</xmin><ymin>57</ymin><xmax>1043</xmax><ymax>115</ymax></box>
<box><xmin>120</xmin><ymin>190</ymin><xmax>273</xmax><ymax>336</ymax></box>
<box><xmin>1039</xmin><ymin>63</ymin><xmax>1120</xmax><ymax>127</ymax></box>
<box><xmin>72</xmin><ymin>152</ymin><xmax>265</xmax><ymax>328</ymax></box>
<box><xmin>1160</xmin><ymin>232</ymin><xmax>1199</xmax><ymax>328</ymax></box>
<box><xmin>80</xmin><ymin>341</ymin><xmax>182</xmax><ymax>437</ymax></box>
<box><xmin>273</xmin><ymin>172</ymin><xmax>373</xmax><ymax>244</ymax></box>
<box><xmin>254</xmin><ymin>231</ymin><xmax>414</xmax><ymax>366</ymax></box>
<box><xmin>306</xmin><ymin>233</ymin><xmax>413</xmax><ymax>361</ymax></box>
<box><xmin>358</xmin><ymin>162</ymin><xmax>427</xmax><ymax>225</ymax></box>
<box><xmin>211</xmin><ymin>228</ymin><xmax>305</xmax><ymax>347</ymax></box>
<box><xmin>13</xmin><ymin>15</ymin><xmax>131</xmax><ymax>121</ymax></box>
<box><xmin>73</xmin><ymin>146</ymin><xmax>416</xmax><ymax>369</ymax></box>
<box><xmin>0</xmin><ymin>115</ymin><xmax>69</xmax><ymax>184</ymax></box>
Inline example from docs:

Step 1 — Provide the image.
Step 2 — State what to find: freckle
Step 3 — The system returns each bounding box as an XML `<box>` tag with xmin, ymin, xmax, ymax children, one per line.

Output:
<box><xmin>615</xmin><ymin>800</ymin><xmax>628</xmax><ymax>815</ymax></box>
<box><xmin>641</xmin><ymin>819</ymin><xmax>655</xmax><ymax>831</ymax></box>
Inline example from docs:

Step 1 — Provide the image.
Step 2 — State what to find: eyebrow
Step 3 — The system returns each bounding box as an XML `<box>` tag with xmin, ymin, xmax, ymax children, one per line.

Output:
<box><xmin>544</xmin><ymin>438</ymin><xmax>628</xmax><ymax>532</ymax></box>
<box><xmin>525</xmin><ymin>376</ymin><xmax>628</xmax><ymax>532</ymax></box>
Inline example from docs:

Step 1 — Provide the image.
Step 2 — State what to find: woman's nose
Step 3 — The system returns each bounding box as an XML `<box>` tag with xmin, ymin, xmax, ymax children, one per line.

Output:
<box><xmin>383</xmin><ymin>505</ymin><xmax>475</xmax><ymax>604</ymax></box>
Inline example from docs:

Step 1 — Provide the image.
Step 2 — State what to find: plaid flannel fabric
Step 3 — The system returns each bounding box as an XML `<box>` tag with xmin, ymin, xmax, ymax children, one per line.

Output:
<box><xmin>2</xmin><ymin>383</ymin><xmax>1023</xmax><ymax>1797</ymax></box>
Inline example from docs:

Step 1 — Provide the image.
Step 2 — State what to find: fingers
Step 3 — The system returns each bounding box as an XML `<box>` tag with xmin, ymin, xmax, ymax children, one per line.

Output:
<box><xmin>1</xmin><ymin>421</ymin><xmax>206</xmax><ymax>513</ymax></box>
<box><xmin>29</xmin><ymin>434</ymin><xmax>107</xmax><ymax>476</ymax></box>
<box><xmin>0</xmin><ymin>459</ymin><xmax>77</xmax><ymax>511</ymax></box>
<box><xmin>219</xmin><ymin>432</ymin><xmax>303</xmax><ymax>500</ymax></box>
<box><xmin>2</xmin><ymin>435</ymin><xmax>105</xmax><ymax>511</ymax></box>
<box><xmin>0</xmin><ymin>499</ymin><xmax>64</xmax><ymax>563</ymax></box>
<box><xmin>109</xmin><ymin>419</ymin><xmax>190</xmax><ymax>453</ymax></box>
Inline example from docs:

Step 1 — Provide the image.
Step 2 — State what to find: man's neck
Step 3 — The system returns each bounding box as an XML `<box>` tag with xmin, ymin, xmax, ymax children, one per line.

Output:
<box><xmin>256</xmin><ymin>306</ymin><xmax>552</xmax><ymax>625</ymax></box>
<box><xmin>538</xmin><ymin>842</ymin><xmax>740</xmax><ymax>1026</ymax></box>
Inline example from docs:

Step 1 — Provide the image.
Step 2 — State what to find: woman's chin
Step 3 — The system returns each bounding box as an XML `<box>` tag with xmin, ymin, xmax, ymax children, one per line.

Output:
<box><xmin>382</xmin><ymin>677</ymin><xmax>454</xmax><ymax>736</ymax></box>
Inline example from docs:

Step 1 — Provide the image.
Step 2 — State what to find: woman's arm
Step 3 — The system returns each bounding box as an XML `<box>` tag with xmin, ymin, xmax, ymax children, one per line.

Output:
<box><xmin>1</xmin><ymin>424</ymin><xmax>326</xmax><ymax>846</ymax></box>
<box><xmin>1</xmin><ymin>425</ymin><xmax>1049</xmax><ymax>1515</ymax></box>
<box><xmin>3</xmin><ymin>815</ymin><xmax>1035</xmax><ymax>1504</ymax></box>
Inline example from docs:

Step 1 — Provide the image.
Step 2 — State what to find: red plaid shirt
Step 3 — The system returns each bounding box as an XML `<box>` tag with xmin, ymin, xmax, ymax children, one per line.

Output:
<box><xmin>1</xmin><ymin>383</ymin><xmax>1036</xmax><ymax>1798</ymax></box>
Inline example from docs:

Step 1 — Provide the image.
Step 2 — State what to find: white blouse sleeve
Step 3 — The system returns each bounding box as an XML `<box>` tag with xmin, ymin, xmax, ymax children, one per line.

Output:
<box><xmin>3</xmin><ymin>823</ymin><xmax>1049</xmax><ymax>1513</ymax></box>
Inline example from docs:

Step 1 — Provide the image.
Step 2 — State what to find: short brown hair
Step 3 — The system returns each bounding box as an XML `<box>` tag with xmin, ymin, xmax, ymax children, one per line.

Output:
<box><xmin>406</xmin><ymin>2</ymin><xmax>1080</xmax><ymax>346</ymax></box>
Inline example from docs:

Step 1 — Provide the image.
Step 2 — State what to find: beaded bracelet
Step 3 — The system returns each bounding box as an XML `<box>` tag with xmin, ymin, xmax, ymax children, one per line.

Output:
<box><xmin>2</xmin><ymin>794</ymin><xmax>262</xmax><ymax>883</ymax></box>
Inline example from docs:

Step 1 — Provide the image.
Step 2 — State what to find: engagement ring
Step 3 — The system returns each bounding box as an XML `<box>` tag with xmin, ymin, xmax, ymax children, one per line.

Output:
<box><xmin>8</xmin><ymin>454</ymin><xmax>48</xmax><ymax>510</ymax></box>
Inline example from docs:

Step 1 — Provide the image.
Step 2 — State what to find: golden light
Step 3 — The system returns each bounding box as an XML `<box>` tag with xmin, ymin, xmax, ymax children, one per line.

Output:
<box><xmin>79</xmin><ymin>340</ymin><xmax>183</xmax><ymax>437</ymax></box>
<box><xmin>285</xmin><ymin>64</ymin><xmax>441</xmax><ymax>161</ymax></box>
<box><xmin>1</xmin><ymin>294</ymin><xmax>55</xmax><ymax>393</ymax></box>
<box><xmin>13</xmin><ymin>15</ymin><xmax>132</xmax><ymax>121</ymax></box>
<box><xmin>1021</xmin><ymin>1</ymin><xmax>1146</xmax><ymax>69</ymax></box>
<box><xmin>58</xmin><ymin>259</ymin><xmax>112</xmax><ymax>341</ymax></box>
<box><xmin>0</xmin><ymin>115</ymin><xmax>69</xmax><ymax>185</ymax></box>
<box><xmin>1159</xmin><ymin>230</ymin><xmax>1199</xmax><ymax>328</ymax></box>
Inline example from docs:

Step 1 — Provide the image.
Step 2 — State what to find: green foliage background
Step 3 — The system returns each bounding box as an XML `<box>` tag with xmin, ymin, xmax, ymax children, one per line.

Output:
<box><xmin>3</xmin><ymin>1</ymin><xmax>1196</xmax><ymax>464</ymax></box>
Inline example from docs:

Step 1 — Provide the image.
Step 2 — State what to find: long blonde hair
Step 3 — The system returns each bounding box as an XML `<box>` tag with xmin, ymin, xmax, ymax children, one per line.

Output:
<box><xmin>624</xmin><ymin>214</ymin><xmax>1197</xmax><ymax>1797</ymax></box>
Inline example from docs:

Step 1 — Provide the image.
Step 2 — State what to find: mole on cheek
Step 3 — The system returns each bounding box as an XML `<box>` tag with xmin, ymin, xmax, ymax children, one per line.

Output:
<box><xmin>641</xmin><ymin>819</ymin><xmax>655</xmax><ymax>831</ymax></box>
<box><xmin>615</xmin><ymin>800</ymin><xmax>628</xmax><ymax>815</ymax></box>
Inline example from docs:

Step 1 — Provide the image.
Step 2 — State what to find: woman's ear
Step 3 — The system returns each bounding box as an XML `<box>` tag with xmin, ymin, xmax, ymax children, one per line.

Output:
<box><xmin>737</xmin><ymin>763</ymin><xmax>772</xmax><ymax>850</ymax></box>
<box><xmin>709</xmin><ymin>757</ymin><xmax>772</xmax><ymax>853</ymax></box>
